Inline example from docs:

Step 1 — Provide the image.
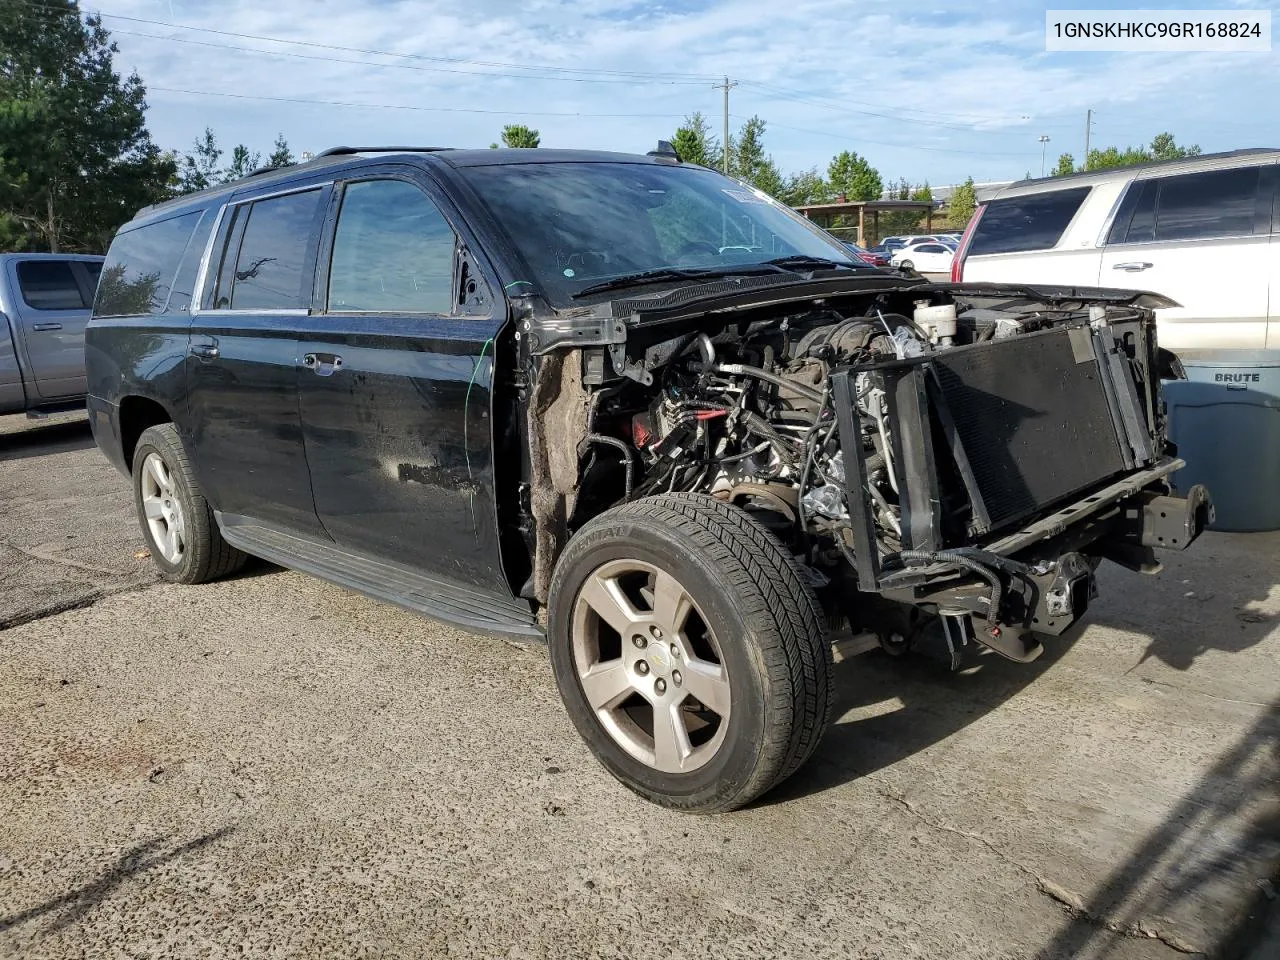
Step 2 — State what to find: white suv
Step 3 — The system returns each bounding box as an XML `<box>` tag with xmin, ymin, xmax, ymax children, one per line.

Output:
<box><xmin>951</xmin><ymin>148</ymin><xmax>1280</xmax><ymax>351</ymax></box>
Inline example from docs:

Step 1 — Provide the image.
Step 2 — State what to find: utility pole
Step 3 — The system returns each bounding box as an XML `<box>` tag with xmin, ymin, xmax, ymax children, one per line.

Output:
<box><xmin>1084</xmin><ymin>109</ymin><xmax>1093</xmax><ymax>166</ymax></box>
<box><xmin>713</xmin><ymin>76</ymin><xmax>738</xmax><ymax>175</ymax></box>
<box><xmin>1038</xmin><ymin>135</ymin><xmax>1051</xmax><ymax>177</ymax></box>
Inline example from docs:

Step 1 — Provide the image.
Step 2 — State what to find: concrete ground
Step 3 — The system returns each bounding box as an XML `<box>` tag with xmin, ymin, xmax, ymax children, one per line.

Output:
<box><xmin>1</xmin><ymin>411</ymin><xmax>1277</xmax><ymax>960</ymax></box>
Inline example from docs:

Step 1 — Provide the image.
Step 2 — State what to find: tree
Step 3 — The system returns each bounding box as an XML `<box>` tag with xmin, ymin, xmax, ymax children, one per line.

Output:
<box><xmin>778</xmin><ymin>168</ymin><xmax>831</xmax><ymax>207</ymax></box>
<box><xmin>949</xmin><ymin>177</ymin><xmax>977</xmax><ymax>227</ymax></box>
<box><xmin>0</xmin><ymin>1</ymin><xmax>173</xmax><ymax>252</ymax></box>
<box><xmin>224</xmin><ymin>144</ymin><xmax>262</xmax><ymax>182</ymax></box>
<box><xmin>500</xmin><ymin>124</ymin><xmax>540</xmax><ymax>148</ymax></box>
<box><xmin>1149</xmin><ymin>131</ymin><xmax>1201</xmax><ymax>161</ymax></box>
<box><xmin>728</xmin><ymin>115</ymin><xmax>783</xmax><ymax>197</ymax></box>
<box><xmin>1052</xmin><ymin>153</ymin><xmax>1075</xmax><ymax>176</ymax></box>
<box><xmin>827</xmin><ymin>150</ymin><xmax>882</xmax><ymax>201</ymax></box>
<box><xmin>177</xmin><ymin>128</ymin><xmax>222</xmax><ymax>194</ymax></box>
<box><xmin>671</xmin><ymin>112</ymin><xmax>721</xmax><ymax>169</ymax></box>
<box><xmin>268</xmin><ymin>134</ymin><xmax>294</xmax><ymax>168</ymax></box>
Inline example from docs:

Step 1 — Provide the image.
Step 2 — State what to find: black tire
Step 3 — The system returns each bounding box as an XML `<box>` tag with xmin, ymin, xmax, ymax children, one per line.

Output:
<box><xmin>548</xmin><ymin>493</ymin><xmax>832</xmax><ymax>813</ymax></box>
<box><xmin>131</xmin><ymin>423</ymin><xmax>247</xmax><ymax>584</ymax></box>
<box><xmin>899</xmin><ymin>259</ymin><xmax>914</xmax><ymax>271</ymax></box>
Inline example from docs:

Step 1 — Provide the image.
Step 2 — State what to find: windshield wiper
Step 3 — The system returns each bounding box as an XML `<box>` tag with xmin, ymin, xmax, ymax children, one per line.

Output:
<box><xmin>570</xmin><ymin>264</ymin><xmax>785</xmax><ymax>299</ymax></box>
<box><xmin>763</xmin><ymin>255</ymin><xmax>866</xmax><ymax>272</ymax></box>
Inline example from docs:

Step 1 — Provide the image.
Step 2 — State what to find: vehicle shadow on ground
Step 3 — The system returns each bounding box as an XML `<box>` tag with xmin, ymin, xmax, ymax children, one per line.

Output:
<box><xmin>0</xmin><ymin>416</ymin><xmax>94</xmax><ymax>463</ymax></box>
<box><xmin>0</xmin><ymin>826</ymin><xmax>232</xmax><ymax>939</ymax></box>
<box><xmin>1036</xmin><ymin>693</ymin><xmax>1280</xmax><ymax>960</ymax></box>
<box><xmin>766</xmin><ymin>629</ymin><xmax>1075</xmax><ymax>803</ymax></box>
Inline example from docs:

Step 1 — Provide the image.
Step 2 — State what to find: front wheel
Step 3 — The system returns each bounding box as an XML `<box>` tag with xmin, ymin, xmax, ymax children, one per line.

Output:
<box><xmin>548</xmin><ymin>493</ymin><xmax>832</xmax><ymax>813</ymax></box>
<box><xmin>899</xmin><ymin>259</ymin><xmax>915</xmax><ymax>271</ymax></box>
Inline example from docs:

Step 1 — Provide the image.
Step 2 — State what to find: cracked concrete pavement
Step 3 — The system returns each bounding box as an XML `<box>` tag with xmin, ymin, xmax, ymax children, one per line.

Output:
<box><xmin>1</xmin><ymin>411</ymin><xmax>1278</xmax><ymax>959</ymax></box>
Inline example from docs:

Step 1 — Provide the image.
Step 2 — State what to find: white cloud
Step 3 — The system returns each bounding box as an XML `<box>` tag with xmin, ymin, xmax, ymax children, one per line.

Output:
<box><xmin>101</xmin><ymin>0</ymin><xmax>1280</xmax><ymax>184</ymax></box>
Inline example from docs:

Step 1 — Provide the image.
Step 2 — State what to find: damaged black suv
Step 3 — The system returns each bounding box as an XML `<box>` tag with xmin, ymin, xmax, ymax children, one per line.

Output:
<box><xmin>87</xmin><ymin>144</ymin><xmax>1211</xmax><ymax>812</ymax></box>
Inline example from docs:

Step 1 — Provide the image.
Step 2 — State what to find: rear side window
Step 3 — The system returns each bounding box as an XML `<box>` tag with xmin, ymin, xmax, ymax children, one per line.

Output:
<box><xmin>95</xmin><ymin>211</ymin><xmax>205</xmax><ymax>317</ymax></box>
<box><xmin>967</xmin><ymin>187</ymin><xmax>1091</xmax><ymax>256</ymax></box>
<box><xmin>1154</xmin><ymin>167</ymin><xmax>1260</xmax><ymax>240</ymax></box>
<box><xmin>17</xmin><ymin>261</ymin><xmax>86</xmax><ymax>310</ymax></box>
<box><xmin>327</xmin><ymin>180</ymin><xmax>456</xmax><ymax>314</ymax></box>
<box><xmin>218</xmin><ymin>189</ymin><xmax>323</xmax><ymax>311</ymax></box>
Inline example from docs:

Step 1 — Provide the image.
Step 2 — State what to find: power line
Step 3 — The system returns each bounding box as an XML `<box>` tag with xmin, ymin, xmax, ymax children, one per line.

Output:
<box><xmin>112</xmin><ymin>28</ymin><xmax>702</xmax><ymax>86</ymax></box>
<box><xmin>19</xmin><ymin>0</ymin><xmax>720</xmax><ymax>84</ymax></box>
<box><xmin>148</xmin><ymin>86</ymin><xmax>691</xmax><ymax>120</ymax></box>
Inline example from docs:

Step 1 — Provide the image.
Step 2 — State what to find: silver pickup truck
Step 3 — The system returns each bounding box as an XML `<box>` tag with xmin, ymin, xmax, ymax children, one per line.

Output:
<box><xmin>0</xmin><ymin>253</ymin><xmax>104</xmax><ymax>416</ymax></box>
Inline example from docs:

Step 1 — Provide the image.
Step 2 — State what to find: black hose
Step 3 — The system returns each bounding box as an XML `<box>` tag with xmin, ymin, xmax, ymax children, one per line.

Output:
<box><xmin>711</xmin><ymin>362</ymin><xmax>827</xmax><ymax>405</ymax></box>
<box><xmin>581</xmin><ymin>434</ymin><xmax>635</xmax><ymax>502</ymax></box>
<box><xmin>896</xmin><ymin>549</ymin><xmax>1005</xmax><ymax>631</ymax></box>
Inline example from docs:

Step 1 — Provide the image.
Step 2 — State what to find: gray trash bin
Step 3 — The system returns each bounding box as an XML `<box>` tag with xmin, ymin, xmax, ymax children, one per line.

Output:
<box><xmin>1163</xmin><ymin>350</ymin><xmax>1280</xmax><ymax>532</ymax></box>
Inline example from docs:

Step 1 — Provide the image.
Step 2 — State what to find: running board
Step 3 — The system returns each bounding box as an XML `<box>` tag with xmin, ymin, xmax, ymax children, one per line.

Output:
<box><xmin>215</xmin><ymin>514</ymin><xmax>544</xmax><ymax>640</ymax></box>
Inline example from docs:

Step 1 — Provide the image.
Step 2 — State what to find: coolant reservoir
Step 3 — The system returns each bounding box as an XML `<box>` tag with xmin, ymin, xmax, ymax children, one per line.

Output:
<box><xmin>913</xmin><ymin>302</ymin><xmax>958</xmax><ymax>344</ymax></box>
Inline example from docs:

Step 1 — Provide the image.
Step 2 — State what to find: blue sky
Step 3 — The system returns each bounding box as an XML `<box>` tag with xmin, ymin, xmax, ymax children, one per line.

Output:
<box><xmin>98</xmin><ymin>0</ymin><xmax>1279</xmax><ymax>186</ymax></box>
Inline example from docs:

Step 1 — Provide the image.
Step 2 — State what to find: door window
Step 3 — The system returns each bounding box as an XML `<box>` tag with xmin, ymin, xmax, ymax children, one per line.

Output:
<box><xmin>1152</xmin><ymin>167</ymin><xmax>1260</xmax><ymax>241</ymax></box>
<box><xmin>16</xmin><ymin>261</ymin><xmax>87</xmax><ymax>310</ymax></box>
<box><xmin>327</xmin><ymin>180</ymin><xmax>457</xmax><ymax>314</ymax></box>
<box><xmin>967</xmin><ymin>187</ymin><xmax>1091</xmax><ymax>256</ymax></box>
<box><xmin>219</xmin><ymin>189</ymin><xmax>323</xmax><ymax>310</ymax></box>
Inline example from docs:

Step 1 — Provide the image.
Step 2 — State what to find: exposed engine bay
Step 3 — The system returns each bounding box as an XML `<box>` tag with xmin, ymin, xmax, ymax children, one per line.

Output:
<box><xmin>520</xmin><ymin>283</ymin><xmax>1212</xmax><ymax>666</ymax></box>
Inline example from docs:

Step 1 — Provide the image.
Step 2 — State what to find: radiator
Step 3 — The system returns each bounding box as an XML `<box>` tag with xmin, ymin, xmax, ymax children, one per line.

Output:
<box><xmin>931</xmin><ymin>327</ymin><xmax>1128</xmax><ymax>532</ymax></box>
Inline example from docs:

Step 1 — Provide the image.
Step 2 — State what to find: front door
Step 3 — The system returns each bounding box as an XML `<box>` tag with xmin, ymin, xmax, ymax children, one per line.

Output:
<box><xmin>185</xmin><ymin>183</ymin><xmax>331</xmax><ymax>537</ymax></box>
<box><xmin>296</xmin><ymin>172</ymin><xmax>509</xmax><ymax>593</ymax></box>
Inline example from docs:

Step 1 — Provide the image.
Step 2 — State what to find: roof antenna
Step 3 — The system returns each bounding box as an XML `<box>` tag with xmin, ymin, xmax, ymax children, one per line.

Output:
<box><xmin>648</xmin><ymin>140</ymin><xmax>680</xmax><ymax>161</ymax></box>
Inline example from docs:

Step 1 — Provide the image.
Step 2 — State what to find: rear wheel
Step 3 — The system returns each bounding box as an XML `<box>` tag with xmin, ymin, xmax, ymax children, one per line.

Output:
<box><xmin>548</xmin><ymin>493</ymin><xmax>832</xmax><ymax>813</ymax></box>
<box><xmin>132</xmin><ymin>423</ymin><xmax>246</xmax><ymax>584</ymax></box>
<box><xmin>899</xmin><ymin>259</ymin><xmax>915</xmax><ymax>271</ymax></box>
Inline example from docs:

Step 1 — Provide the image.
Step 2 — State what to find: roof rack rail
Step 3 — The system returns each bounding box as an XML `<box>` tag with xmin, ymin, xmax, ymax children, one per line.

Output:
<box><xmin>315</xmin><ymin>146</ymin><xmax>453</xmax><ymax>158</ymax></box>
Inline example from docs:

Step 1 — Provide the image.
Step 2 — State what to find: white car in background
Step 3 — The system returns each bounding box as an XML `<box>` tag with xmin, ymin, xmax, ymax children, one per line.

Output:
<box><xmin>951</xmin><ymin>148</ymin><xmax>1280</xmax><ymax>350</ymax></box>
<box><xmin>890</xmin><ymin>241</ymin><xmax>955</xmax><ymax>273</ymax></box>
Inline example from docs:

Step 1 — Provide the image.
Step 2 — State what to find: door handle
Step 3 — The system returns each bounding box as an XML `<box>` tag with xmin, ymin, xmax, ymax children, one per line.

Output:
<box><xmin>1112</xmin><ymin>261</ymin><xmax>1153</xmax><ymax>272</ymax></box>
<box><xmin>303</xmin><ymin>353</ymin><xmax>343</xmax><ymax>376</ymax></box>
<box><xmin>190</xmin><ymin>342</ymin><xmax>220</xmax><ymax>361</ymax></box>
<box><xmin>31</xmin><ymin>322</ymin><xmax>62</xmax><ymax>331</ymax></box>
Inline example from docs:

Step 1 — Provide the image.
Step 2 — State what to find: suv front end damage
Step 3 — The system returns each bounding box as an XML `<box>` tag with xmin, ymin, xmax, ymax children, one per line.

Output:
<box><xmin>518</xmin><ymin>279</ymin><xmax>1211</xmax><ymax>664</ymax></box>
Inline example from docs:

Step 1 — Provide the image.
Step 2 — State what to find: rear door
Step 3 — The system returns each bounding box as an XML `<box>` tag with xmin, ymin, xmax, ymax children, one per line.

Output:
<box><xmin>186</xmin><ymin>183</ymin><xmax>331</xmax><ymax>537</ymax></box>
<box><xmin>296</xmin><ymin>169</ymin><xmax>510</xmax><ymax>593</ymax></box>
<box><xmin>1099</xmin><ymin>164</ymin><xmax>1272</xmax><ymax>351</ymax></box>
<box><xmin>7</xmin><ymin>257</ymin><xmax>96</xmax><ymax>399</ymax></box>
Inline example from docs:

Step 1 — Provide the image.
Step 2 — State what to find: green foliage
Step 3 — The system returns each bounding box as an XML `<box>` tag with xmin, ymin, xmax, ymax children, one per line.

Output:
<box><xmin>0</xmin><ymin>0</ymin><xmax>173</xmax><ymax>252</ymax></box>
<box><xmin>778</xmin><ymin>168</ymin><xmax>831</xmax><ymax>207</ymax></box>
<box><xmin>728</xmin><ymin>115</ymin><xmax>784</xmax><ymax>197</ymax></box>
<box><xmin>671</xmin><ymin>112</ymin><xmax>721</xmax><ymax>169</ymax></box>
<box><xmin>268</xmin><ymin>134</ymin><xmax>294</xmax><ymax>168</ymax></box>
<box><xmin>1084</xmin><ymin>132</ymin><xmax>1201</xmax><ymax>171</ymax></box>
<box><xmin>827</xmin><ymin>150</ymin><xmax>882</xmax><ymax>201</ymax></box>
<box><xmin>94</xmin><ymin>260</ymin><xmax>161</xmax><ymax>315</ymax></box>
<box><xmin>224</xmin><ymin>144</ymin><xmax>261</xmax><ymax>182</ymax></box>
<box><xmin>1052</xmin><ymin>153</ymin><xmax>1076</xmax><ymax>176</ymax></box>
<box><xmin>500</xmin><ymin>124</ymin><xmax>541</xmax><ymax>148</ymax></box>
<box><xmin>949</xmin><ymin>177</ymin><xmax>977</xmax><ymax>227</ymax></box>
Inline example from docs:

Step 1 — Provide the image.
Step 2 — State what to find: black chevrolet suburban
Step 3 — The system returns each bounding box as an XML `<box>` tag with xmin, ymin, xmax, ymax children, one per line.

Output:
<box><xmin>86</xmin><ymin>145</ymin><xmax>1211</xmax><ymax>812</ymax></box>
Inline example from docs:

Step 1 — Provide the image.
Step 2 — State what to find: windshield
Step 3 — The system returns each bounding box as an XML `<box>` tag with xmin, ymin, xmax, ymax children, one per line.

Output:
<box><xmin>460</xmin><ymin>161</ymin><xmax>866</xmax><ymax>305</ymax></box>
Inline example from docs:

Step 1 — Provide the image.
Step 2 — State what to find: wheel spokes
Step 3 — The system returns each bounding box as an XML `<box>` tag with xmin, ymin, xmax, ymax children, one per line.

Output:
<box><xmin>680</xmin><ymin>658</ymin><xmax>731</xmax><ymax>718</ymax></box>
<box><xmin>578</xmin><ymin>573</ymin><xmax>640</xmax><ymax>638</ymax></box>
<box><xmin>580</xmin><ymin>660</ymin><xmax>633</xmax><ymax>711</ymax></box>
<box><xmin>652</xmin><ymin>701</ymin><xmax>693</xmax><ymax>771</ymax></box>
<box><xmin>651</xmin><ymin>569</ymin><xmax>693</xmax><ymax>637</ymax></box>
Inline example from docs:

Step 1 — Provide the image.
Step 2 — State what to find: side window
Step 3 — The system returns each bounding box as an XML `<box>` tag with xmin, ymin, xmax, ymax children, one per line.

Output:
<box><xmin>1152</xmin><ymin>167</ymin><xmax>1261</xmax><ymax>241</ymax></box>
<box><xmin>327</xmin><ymin>180</ymin><xmax>456</xmax><ymax>314</ymax></box>
<box><xmin>94</xmin><ymin>211</ymin><xmax>205</xmax><ymax>317</ymax></box>
<box><xmin>219</xmin><ymin>189</ymin><xmax>323</xmax><ymax>311</ymax></box>
<box><xmin>966</xmin><ymin>187</ymin><xmax>1091</xmax><ymax>256</ymax></box>
<box><xmin>16</xmin><ymin>261</ymin><xmax>86</xmax><ymax>310</ymax></box>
